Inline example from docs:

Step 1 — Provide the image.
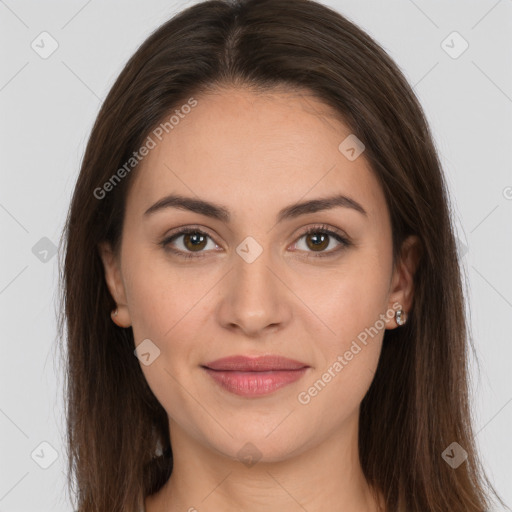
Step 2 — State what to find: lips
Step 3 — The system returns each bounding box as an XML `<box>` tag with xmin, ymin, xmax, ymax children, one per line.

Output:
<box><xmin>202</xmin><ymin>354</ymin><xmax>309</xmax><ymax>372</ymax></box>
<box><xmin>201</xmin><ymin>355</ymin><xmax>310</xmax><ymax>397</ymax></box>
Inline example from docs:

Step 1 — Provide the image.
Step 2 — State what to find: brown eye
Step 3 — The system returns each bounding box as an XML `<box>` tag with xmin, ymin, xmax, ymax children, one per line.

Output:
<box><xmin>293</xmin><ymin>225</ymin><xmax>351</xmax><ymax>258</ymax></box>
<box><xmin>304</xmin><ymin>232</ymin><xmax>330</xmax><ymax>251</ymax></box>
<box><xmin>182</xmin><ymin>232</ymin><xmax>208</xmax><ymax>252</ymax></box>
<box><xmin>160</xmin><ymin>228</ymin><xmax>217</xmax><ymax>259</ymax></box>
<box><xmin>160</xmin><ymin>224</ymin><xmax>351</xmax><ymax>260</ymax></box>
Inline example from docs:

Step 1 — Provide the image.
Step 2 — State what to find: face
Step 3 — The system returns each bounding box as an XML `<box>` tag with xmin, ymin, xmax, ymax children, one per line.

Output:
<box><xmin>99</xmin><ymin>87</ymin><xmax>417</xmax><ymax>464</ymax></box>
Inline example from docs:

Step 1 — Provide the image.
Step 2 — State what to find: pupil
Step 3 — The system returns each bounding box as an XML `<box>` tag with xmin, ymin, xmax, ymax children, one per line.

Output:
<box><xmin>186</xmin><ymin>233</ymin><xmax>206</xmax><ymax>250</ymax></box>
<box><xmin>308</xmin><ymin>233</ymin><xmax>328</xmax><ymax>250</ymax></box>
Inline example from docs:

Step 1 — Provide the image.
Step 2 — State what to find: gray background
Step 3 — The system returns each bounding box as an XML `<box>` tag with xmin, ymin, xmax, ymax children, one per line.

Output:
<box><xmin>1</xmin><ymin>0</ymin><xmax>511</xmax><ymax>510</ymax></box>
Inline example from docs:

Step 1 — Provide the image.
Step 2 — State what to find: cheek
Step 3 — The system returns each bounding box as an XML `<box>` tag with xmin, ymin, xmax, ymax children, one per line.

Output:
<box><xmin>296</xmin><ymin>253</ymin><xmax>390</xmax><ymax>401</ymax></box>
<box><xmin>295</xmin><ymin>273</ymin><xmax>388</xmax><ymax>422</ymax></box>
<box><xmin>123</xmin><ymin>251</ymin><xmax>200</xmax><ymax>342</ymax></box>
<box><xmin>295</xmin><ymin>338</ymin><xmax>381</xmax><ymax>438</ymax></box>
<box><xmin>306</xmin><ymin>255</ymin><xmax>390</xmax><ymax>347</ymax></box>
<box><xmin>123</xmin><ymin>253</ymin><xmax>210</xmax><ymax>402</ymax></box>
<box><xmin>125</xmin><ymin>258</ymin><xmax>206</xmax><ymax>434</ymax></box>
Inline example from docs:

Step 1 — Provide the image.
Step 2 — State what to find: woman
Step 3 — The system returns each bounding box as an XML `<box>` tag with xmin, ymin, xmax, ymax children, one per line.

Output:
<box><xmin>58</xmin><ymin>0</ymin><xmax>508</xmax><ymax>510</ymax></box>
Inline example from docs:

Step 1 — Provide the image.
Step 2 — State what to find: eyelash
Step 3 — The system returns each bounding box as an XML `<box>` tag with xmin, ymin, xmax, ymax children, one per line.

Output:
<box><xmin>159</xmin><ymin>224</ymin><xmax>351</xmax><ymax>260</ymax></box>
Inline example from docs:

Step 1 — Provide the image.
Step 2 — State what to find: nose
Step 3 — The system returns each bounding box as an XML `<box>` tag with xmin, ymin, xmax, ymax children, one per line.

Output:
<box><xmin>215</xmin><ymin>243</ymin><xmax>292</xmax><ymax>338</ymax></box>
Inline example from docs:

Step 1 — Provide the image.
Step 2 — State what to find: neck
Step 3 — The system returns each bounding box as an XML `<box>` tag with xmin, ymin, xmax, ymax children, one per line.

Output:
<box><xmin>146</xmin><ymin>411</ymin><xmax>384</xmax><ymax>512</ymax></box>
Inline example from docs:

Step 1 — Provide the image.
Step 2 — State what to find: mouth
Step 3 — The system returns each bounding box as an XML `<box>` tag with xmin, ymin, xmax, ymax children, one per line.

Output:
<box><xmin>201</xmin><ymin>355</ymin><xmax>310</xmax><ymax>397</ymax></box>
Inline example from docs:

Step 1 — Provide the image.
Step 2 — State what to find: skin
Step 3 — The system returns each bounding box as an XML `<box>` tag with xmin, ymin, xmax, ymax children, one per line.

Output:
<box><xmin>99</xmin><ymin>86</ymin><xmax>421</xmax><ymax>512</ymax></box>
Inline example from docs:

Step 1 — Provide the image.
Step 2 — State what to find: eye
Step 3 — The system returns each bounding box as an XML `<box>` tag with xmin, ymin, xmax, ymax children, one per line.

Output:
<box><xmin>160</xmin><ymin>227</ymin><xmax>218</xmax><ymax>260</ymax></box>
<box><xmin>291</xmin><ymin>224</ymin><xmax>351</xmax><ymax>258</ymax></box>
<box><xmin>159</xmin><ymin>224</ymin><xmax>351</xmax><ymax>260</ymax></box>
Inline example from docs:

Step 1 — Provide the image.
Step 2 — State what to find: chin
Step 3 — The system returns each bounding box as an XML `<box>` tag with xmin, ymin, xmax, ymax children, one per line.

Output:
<box><xmin>208</xmin><ymin>432</ymin><xmax>310</xmax><ymax>466</ymax></box>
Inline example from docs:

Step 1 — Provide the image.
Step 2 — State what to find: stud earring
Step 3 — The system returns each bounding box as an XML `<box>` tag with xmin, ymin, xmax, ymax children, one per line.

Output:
<box><xmin>395</xmin><ymin>309</ymin><xmax>407</xmax><ymax>326</ymax></box>
<box><xmin>111</xmin><ymin>308</ymin><xmax>118</xmax><ymax>318</ymax></box>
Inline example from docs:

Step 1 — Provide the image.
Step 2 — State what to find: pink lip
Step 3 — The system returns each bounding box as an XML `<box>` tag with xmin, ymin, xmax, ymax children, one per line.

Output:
<box><xmin>202</xmin><ymin>355</ymin><xmax>310</xmax><ymax>397</ymax></box>
<box><xmin>203</xmin><ymin>354</ymin><xmax>308</xmax><ymax>371</ymax></box>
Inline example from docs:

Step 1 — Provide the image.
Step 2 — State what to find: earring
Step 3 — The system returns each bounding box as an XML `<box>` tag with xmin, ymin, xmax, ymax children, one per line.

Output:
<box><xmin>153</xmin><ymin>437</ymin><xmax>164</xmax><ymax>458</ymax></box>
<box><xmin>111</xmin><ymin>308</ymin><xmax>118</xmax><ymax>318</ymax></box>
<box><xmin>395</xmin><ymin>309</ymin><xmax>407</xmax><ymax>326</ymax></box>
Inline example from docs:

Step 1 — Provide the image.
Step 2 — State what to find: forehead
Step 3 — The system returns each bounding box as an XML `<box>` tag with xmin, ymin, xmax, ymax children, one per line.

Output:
<box><xmin>125</xmin><ymin>87</ymin><xmax>386</xmax><ymax>224</ymax></box>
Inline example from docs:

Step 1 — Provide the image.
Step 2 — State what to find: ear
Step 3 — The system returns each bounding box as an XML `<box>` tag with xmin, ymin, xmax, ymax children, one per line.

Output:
<box><xmin>98</xmin><ymin>241</ymin><xmax>132</xmax><ymax>328</ymax></box>
<box><xmin>386</xmin><ymin>234</ymin><xmax>422</xmax><ymax>329</ymax></box>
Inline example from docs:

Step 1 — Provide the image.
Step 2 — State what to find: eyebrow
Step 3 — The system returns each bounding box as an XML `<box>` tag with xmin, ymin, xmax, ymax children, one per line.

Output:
<box><xmin>143</xmin><ymin>193</ymin><xmax>367</xmax><ymax>222</ymax></box>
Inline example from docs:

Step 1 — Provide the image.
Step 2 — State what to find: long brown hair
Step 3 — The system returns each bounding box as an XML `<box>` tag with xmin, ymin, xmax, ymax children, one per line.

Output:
<box><xmin>57</xmin><ymin>0</ymin><xmax>508</xmax><ymax>510</ymax></box>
